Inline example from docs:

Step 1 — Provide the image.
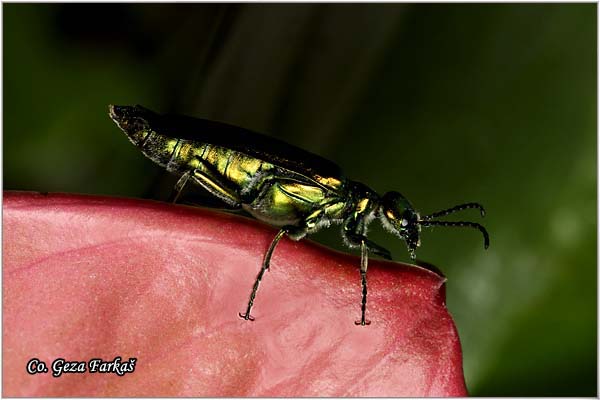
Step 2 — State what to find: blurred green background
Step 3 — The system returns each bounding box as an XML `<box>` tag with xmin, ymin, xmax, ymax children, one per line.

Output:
<box><xmin>4</xmin><ymin>4</ymin><xmax>596</xmax><ymax>396</ymax></box>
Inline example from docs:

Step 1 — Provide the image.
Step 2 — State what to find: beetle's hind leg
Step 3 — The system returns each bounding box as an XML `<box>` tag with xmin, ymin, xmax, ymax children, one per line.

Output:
<box><xmin>169</xmin><ymin>170</ymin><xmax>192</xmax><ymax>204</ymax></box>
<box><xmin>239</xmin><ymin>228</ymin><xmax>289</xmax><ymax>321</ymax></box>
<box><xmin>169</xmin><ymin>161</ymin><xmax>242</xmax><ymax>208</ymax></box>
<box><xmin>356</xmin><ymin>241</ymin><xmax>371</xmax><ymax>326</ymax></box>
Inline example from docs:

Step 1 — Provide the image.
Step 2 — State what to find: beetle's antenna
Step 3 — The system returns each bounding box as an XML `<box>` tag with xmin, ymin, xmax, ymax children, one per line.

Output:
<box><xmin>419</xmin><ymin>220</ymin><xmax>490</xmax><ymax>249</ymax></box>
<box><xmin>422</xmin><ymin>202</ymin><xmax>486</xmax><ymax>221</ymax></box>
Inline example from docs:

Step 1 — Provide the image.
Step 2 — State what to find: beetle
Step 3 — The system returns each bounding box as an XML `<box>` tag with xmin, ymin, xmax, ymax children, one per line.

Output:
<box><xmin>109</xmin><ymin>104</ymin><xmax>489</xmax><ymax>325</ymax></box>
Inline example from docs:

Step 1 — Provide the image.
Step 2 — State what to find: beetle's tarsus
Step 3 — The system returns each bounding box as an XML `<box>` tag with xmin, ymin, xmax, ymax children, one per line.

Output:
<box><xmin>379</xmin><ymin>249</ymin><xmax>393</xmax><ymax>260</ymax></box>
<box><xmin>238</xmin><ymin>312</ymin><xmax>255</xmax><ymax>321</ymax></box>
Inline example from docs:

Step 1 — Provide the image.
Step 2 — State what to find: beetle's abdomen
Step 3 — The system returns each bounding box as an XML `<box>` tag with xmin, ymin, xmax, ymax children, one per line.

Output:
<box><xmin>133</xmin><ymin>130</ymin><xmax>183</xmax><ymax>168</ymax></box>
<box><xmin>197</xmin><ymin>144</ymin><xmax>267</xmax><ymax>187</ymax></box>
<box><xmin>120</xmin><ymin>126</ymin><xmax>184</xmax><ymax>169</ymax></box>
<box><xmin>125</xmin><ymin>126</ymin><xmax>272</xmax><ymax>191</ymax></box>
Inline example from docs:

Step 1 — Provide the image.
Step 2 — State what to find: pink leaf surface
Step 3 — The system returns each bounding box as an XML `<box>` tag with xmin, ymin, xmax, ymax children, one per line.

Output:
<box><xmin>3</xmin><ymin>191</ymin><xmax>467</xmax><ymax>396</ymax></box>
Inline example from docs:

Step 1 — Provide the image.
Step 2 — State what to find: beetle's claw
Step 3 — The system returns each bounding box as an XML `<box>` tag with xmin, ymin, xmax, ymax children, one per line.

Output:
<box><xmin>371</xmin><ymin>246</ymin><xmax>392</xmax><ymax>260</ymax></box>
<box><xmin>354</xmin><ymin>319</ymin><xmax>371</xmax><ymax>326</ymax></box>
<box><xmin>238</xmin><ymin>312</ymin><xmax>255</xmax><ymax>321</ymax></box>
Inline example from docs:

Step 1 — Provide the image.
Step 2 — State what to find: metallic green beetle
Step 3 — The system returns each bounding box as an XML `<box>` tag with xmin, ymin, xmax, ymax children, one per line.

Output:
<box><xmin>109</xmin><ymin>104</ymin><xmax>489</xmax><ymax>325</ymax></box>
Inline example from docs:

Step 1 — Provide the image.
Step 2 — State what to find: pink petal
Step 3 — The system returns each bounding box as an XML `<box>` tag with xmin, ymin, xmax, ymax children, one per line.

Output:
<box><xmin>3</xmin><ymin>191</ymin><xmax>467</xmax><ymax>396</ymax></box>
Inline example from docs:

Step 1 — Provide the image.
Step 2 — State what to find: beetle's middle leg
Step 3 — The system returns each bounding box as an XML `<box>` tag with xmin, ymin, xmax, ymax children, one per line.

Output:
<box><xmin>238</xmin><ymin>212</ymin><xmax>324</xmax><ymax>321</ymax></box>
<box><xmin>239</xmin><ymin>227</ymin><xmax>289</xmax><ymax>321</ymax></box>
<box><xmin>238</xmin><ymin>201</ymin><xmax>334</xmax><ymax>321</ymax></box>
<box><xmin>239</xmin><ymin>177</ymin><xmax>342</xmax><ymax>321</ymax></box>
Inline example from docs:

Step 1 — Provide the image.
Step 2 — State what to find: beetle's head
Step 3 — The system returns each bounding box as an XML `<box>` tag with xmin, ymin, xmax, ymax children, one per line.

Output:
<box><xmin>108</xmin><ymin>105</ymin><xmax>158</xmax><ymax>145</ymax></box>
<box><xmin>379</xmin><ymin>192</ymin><xmax>421</xmax><ymax>259</ymax></box>
<box><xmin>380</xmin><ymin>191</ymin><xmax>490</xmax><ymax>260</ymax></box>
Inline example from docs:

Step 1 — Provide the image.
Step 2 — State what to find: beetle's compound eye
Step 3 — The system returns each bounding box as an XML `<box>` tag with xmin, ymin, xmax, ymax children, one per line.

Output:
<box><xmin>381</xmin><ymin>192</ymin><xmax>417</xmax><ymax>225</ymax></box>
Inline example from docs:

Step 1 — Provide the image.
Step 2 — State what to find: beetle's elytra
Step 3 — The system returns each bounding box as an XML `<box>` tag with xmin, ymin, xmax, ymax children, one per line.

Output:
<box><xmin>109</xmin><ymin>104</ymin><xmax>489</xmax><ymax>326</ymax></box>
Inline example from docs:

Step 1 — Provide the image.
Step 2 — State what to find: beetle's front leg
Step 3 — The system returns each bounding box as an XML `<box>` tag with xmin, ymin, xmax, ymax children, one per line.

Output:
<box><xmin>357</xmin><ymin>241</ymin><xmax>370</xmax><ymax>326</ymax></box>
<box><xmin>343</xmin><ymin>215</ymin><xmax>392</xmax><ymax>326</ymax></box>
<box><xmin>344</xmin><ymin>230</ymin><xmax>392</xmax><ymax>260</ymax></box>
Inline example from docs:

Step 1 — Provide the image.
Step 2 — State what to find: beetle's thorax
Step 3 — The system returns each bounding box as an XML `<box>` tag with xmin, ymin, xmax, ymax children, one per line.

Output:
<box><xmin>345</xmin><ymin>180</ymin><xmax>380</xmax><ymax>225</ymax></box>
<box><xmin>347</xmin><ymin>180</ymin><xmax>379</xmax><ymax>203</ymax></box>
